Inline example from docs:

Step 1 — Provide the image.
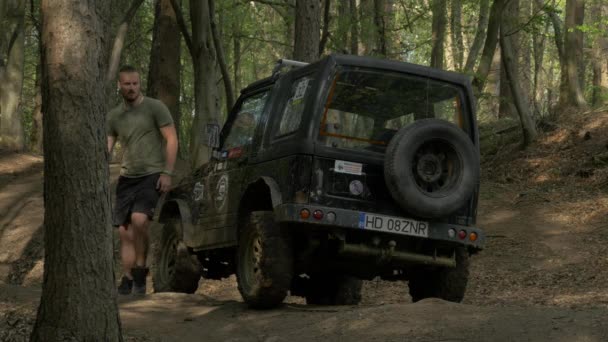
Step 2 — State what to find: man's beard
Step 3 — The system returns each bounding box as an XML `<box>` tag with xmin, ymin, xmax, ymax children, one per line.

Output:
<box><xmin>123</xmin><ymin>91</ymin><xmax>139</xmax><ymax>102</ymax></box>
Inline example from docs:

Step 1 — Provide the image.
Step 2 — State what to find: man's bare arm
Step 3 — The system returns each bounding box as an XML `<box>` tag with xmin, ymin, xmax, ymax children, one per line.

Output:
<box><xmin>107</xmin><ymin>136</ymin><xmax>116</xmax><ymax>154</ymax></box>
<box><xmin>159</xmin><ymin>124</ymin><xmax>178</xmax><ymax>174</ymax></box>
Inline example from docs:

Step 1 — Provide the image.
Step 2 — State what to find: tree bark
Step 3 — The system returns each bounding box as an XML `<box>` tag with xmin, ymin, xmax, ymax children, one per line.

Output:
<box><xmin>148</xmin><ymin>0</ymin><xmax>182</xmax><ymax>136</ymax></box>
<box><xmin>106</xmin><ymin>0</ymin><xmax>145</xmax><ymax>83</ymax></box>
<box><xmin>500</xmin><ymin>25</ymin><xmax>537</xmax><ymax>147</ymax></box>
<box><xmin>209</xmin><ymin>0</ymin><xmax>235</xmax><ymax>111</ymax></box>
<box><xmin>591</xmin><ymin>2</ymin><xmax>608</xmax><ymax>106</ymax></box>
<box><xmin>562</xmin><ymin>0</ymin><xmax>586</xmax><ymax>108</ymax></box>
<box><xmin>430</xmin><ymin>0</ymin><xmax>447</xmax><ymax>69</ymax></box>
<box><xmin>30</xmin><ymin>62</ymin><xmax>43</xmax><ymax>154</ymax></box>
<box><xmin>464</xmin><ymin>0</ymin><xmax>490</xmax><ymax>72</ymax></box>
<box><xmin>0</xmin><ymin>0</ymin><xmax>26</xmax><ymax>151</ymax></box>
<box><xmin>294</xmin><ymin>0</ymin><xmax>320</xmax><ymax>62</ymax></box>
<box><xmin>473</xmin><ymin>0</ymin><xmax>506</xmax><ymax>93</ymax></box>
<box><xmin>233</xmin><ymin>1</ymin><xmax>242</xmax><ymax>94</ymax></box>
<box><xmin>532</xmin><ymin>0</ymin><xmax>549</xmax><ymax>116</ymax></box>
<box><xmin>450</xmin><ymin>0</ymin><xmax>464</xmax><ymax>70</ymax></box>
<box><xmin>31</xmin><ymin>0</ymin><xmax>122</xmax><ymax>340</ymax></box>
<box><xmin>319</xmin><ymin>0</ymin><xmax>331</xmax><ymax>55</ymax></box>
<box><xmin>349</xmin><ymin>0</ymin><xmax>358</xmax><ymax>55</ymax></box>
<box><xmin>498</xmin><ymin>0</ymin><xmax>518</xmax><ymax>119</ymax></box>
<box><xmin>373</xmin><ymin>0</ymin><xmax>387</xmax><ymax>56</ymax></box>
<box><xmin>189</xmin><ymin>0</ymin><xmax>221</xmax><ymax>168</ymax></box>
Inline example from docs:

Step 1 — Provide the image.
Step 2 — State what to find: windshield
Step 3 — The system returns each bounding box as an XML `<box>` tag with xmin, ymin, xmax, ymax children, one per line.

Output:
<box><xmin>318</xmin><ymin>67</ymin><xmax>466</xmax><ymax>151</ymax></box>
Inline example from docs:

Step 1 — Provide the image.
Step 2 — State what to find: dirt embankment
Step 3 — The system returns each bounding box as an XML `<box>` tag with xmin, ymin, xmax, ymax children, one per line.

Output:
<box><xmin>2</xmin><ymin>110</ymin><xmax>608</xmax><ymax>341</ymax></box>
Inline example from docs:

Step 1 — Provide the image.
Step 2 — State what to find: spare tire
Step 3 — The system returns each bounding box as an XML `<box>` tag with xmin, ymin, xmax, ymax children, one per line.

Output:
<box><xmin>384</xmin><ymin>119</ymin><xmax>479</xmax><ymax>218</ymax></box>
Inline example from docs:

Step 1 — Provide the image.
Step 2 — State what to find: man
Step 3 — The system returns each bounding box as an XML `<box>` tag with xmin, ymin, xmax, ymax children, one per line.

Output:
<box><xmin>107</xmin><ymin>65</ymin><xmax>178</xmax><ymax>295</ymax></box>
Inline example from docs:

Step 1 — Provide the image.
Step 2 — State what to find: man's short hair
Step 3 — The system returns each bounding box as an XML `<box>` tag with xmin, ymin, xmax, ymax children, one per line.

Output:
<box><xmin>119</xmin><ymin>65</ymin><xmax>138</xmax><ymax>74</ymax></box>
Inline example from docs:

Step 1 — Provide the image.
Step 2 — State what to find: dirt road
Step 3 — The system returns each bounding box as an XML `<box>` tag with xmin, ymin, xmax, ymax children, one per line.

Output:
<box><xmin>1</xmin><ymin>149</ymin><xmax>608</xmax><ymax>341</ymax></box>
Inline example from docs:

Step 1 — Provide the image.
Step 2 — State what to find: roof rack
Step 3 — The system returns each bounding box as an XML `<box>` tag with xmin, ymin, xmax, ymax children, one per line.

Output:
<box><xmin>272</xmin><ymin>58</ymin><xmax>309</xmax><ymax>75</ymax></box>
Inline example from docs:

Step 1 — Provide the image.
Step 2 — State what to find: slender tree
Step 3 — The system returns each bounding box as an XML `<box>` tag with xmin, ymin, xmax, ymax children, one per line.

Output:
<box><xmin>474</xmin><ymin>0</ymin><xmax>506</xmax><ymax>93</ymax></box>
<box><xmin>0</xmin><ymin>0</ymin><xmax>26</xmax><ymax>151</ymax></box>
<box><xmin>294</xmin><ymin>0</ymin><xmax>320</xmax><ymax>62</ymax></box>
<box><xmin>106</xmin><ymin>0</ymin><xmax>145</xmax><ymax>83</ymax></box>
<box><xmin>561</xmin><ymin>0</ymin><xmax>586</xmax><ymax>108</ymax></box>
<box><xmin>148</xmin><ymin>0</ymin><xmax>182</xmax><ymax>135</ymax></box>
<box><xmin>450</xmin><ymin>0</ymin><xmax>464</xmax><ymax>70</ymax></box>
<box><xmin>430</xmin><ymin>0</ymin><xmax>447</xmax><ymax>69</ymax></box>
<box><xmin>464</xmin><ymin>0</ymin><xmax>490</xmax><ymax>72</ymax></box>
<box><xmin>31</xmin><ymin>0</ymin><xmax>122</xmax><ymax>340</ymax></box>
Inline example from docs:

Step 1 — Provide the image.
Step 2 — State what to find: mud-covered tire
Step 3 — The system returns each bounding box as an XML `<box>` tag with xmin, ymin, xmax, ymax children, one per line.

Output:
<box><xmin>384</xmin><ymin>119</ymin><xmax>479</xmax><ymax>218</ymax></box>
<box><xmin>152</xmin><ymin>220</ymin><xmax>201</xmax><ymax>294</ymax></box>
<box><xmin>305</xmin><ymin>274</ymin><xmax>363</xmax><ymax>305</ymax></box>
<box><xmin>236</xmin><ymin>211</ymin><xmax>293</xmax><ymax>309</ymax></box>
<box><xmin>408</xmin><ymin>247</ymin><xmax>469</xmax><ymax>302</ymax></box>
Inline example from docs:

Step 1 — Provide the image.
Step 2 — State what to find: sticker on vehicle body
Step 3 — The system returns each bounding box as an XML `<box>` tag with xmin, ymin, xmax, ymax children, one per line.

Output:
<box><xmin>334</xmin><ymin>160</ymin><xmax>363</xmax><ymax>175</ymax></box>
<box><xmin>192</xmin><ymin>182</ymin><xmax>204</xmax><ymax>202</ymax></box>
<box><xmin>214</xmin><ymin>174</ymin><xmax>229</xmax><ymax>210</ymax></box>
<box><xmin>292</xmin><ymin>78</ymin><xmax>310</xmax><ymax>101</ymax></box>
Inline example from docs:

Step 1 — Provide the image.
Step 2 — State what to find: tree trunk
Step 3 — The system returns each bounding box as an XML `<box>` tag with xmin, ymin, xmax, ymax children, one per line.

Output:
<box><xmin>464</xmin><ymin>0</ymin><xmax>490</xmax><ymax>72</ymax></box>
<box><xmin>233</xmin><ymin>1</ymin><xmax>242</xmax><ymax>94</ymax></box>
<box><xmin>148</xmin><ymin>0</ymin><xmax>182</xmax><ymax>136</ymax></box>
<box><xmin>0</xmin><ymin>0</ymin><xmax>26</xmax><ymax>151</ymax></box>
<box><xmin>30</xmin><ymin>62</ymin><xmax>43</xmax><ymax>154</ymax></box>
<box><xmin>319</xmin><ymin>0</ymin><xmax>331</xmax><ymax>55</ymax></box>
<box><xmin>189</xmin><ymin>0</ymin><xmax>221</xmax><ymax>168</ymax></box>
<box><xmin>336</xmin><ymin>0</ymin><xmax>349</xmax><ymax>53</ymax></box>
<box><xmin>591</xmin><ymin>2</ymin><xmax>607</xmax><ymax>106</ymax></box>
<box><xmin>294</xmin><ymin>0</ymin><xmax>320</xmax><ymax>62</ymax></box>
<box><xmin>430</xmin><ymin>0</ymin><xmax>447</xmax><ymax>69</ymax></box>
<box><xmin>500</xmin><ymin>25</ymin><xmax>537</xmax><ymax>147</ymax></box>
<box><xmin>562</xmin><ymin>0</ymin><xmax>586</xmax><ymax>108</ymax></box>
<box><xmin>473</xmin><ymin>0</ymin><xmax>506</xmax><ymax>93</ymax></box>
<box><xmin>498</xmin><ymin>0</ymin><xmax>518</xmax><ymax>119</ymax></box>
<box><xmin>209</xmin><ymin>0</ymin><xmax>235</xmax><ymax>111</ymax></box>
<box><xmin>349</xmin><ymin>0</ymin><xmax>358</xmax><ymax>55</ymax></box>
<box><xmin>450</xmin><ymin>0</ymin><xmax>464</xmax><ymax>70</ymax></box>
<box><xmin>532</xmin><ymin>0</ymin><xmax>549</xmax><ymax>116</ymax></box>
<box><xmin>106</xmin><ymin>0</ymin><xmax>144</xmax><ymax>83</ymax></box>
<box><xmin>31</xmin><ymin>1</ymin><xmax>122</xmax><ymax>340</ymax></box>
<box><xmin>373</xmin><ymin>0</ymin><xmax>387</xmax><ymax>56</ymax></box>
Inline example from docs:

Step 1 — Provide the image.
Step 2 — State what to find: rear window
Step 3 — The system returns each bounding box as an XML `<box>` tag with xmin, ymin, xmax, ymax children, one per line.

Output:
<box><xmin>318</xmin><ymin>68</ymin><xmax>465</xmax><ymax>151</ymax></box>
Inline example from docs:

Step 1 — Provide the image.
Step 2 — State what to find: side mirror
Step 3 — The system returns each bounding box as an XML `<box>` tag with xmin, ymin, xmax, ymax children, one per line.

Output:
<box><xmin>206</xmin><ymin>123</ymin><xmax>220</xmax><ymax>149</ymax></box>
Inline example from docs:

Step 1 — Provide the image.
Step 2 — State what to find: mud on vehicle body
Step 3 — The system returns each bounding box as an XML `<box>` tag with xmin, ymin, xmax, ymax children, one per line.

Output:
<box><xmin>153</xmin><ymin>54</ymin><xmax>484</xmax><ymax>308</ymax></box>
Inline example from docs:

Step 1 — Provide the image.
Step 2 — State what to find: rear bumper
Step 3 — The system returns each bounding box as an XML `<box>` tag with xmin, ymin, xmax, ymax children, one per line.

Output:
<box><xmin>274</xmin><ymin>203</ymin><xmax>485</xmax><ymax>250</ymax></box>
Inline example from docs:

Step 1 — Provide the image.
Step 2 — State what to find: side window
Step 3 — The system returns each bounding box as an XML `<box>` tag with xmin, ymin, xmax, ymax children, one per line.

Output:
<box><xmin>277</xmin><ymin>75</ymin><xmax>314</xmax><ymax>136</ymax></box>
<box><xmin>223</xmin><ymin>91</ymin><xmax>269</xmax><ymax>149</ymax></box>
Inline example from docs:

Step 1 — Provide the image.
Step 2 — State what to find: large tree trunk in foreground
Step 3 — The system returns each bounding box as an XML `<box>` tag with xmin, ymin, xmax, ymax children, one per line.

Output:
<box><xmin>148</xmin><ymin>0</ymin><xmax>182</xmax><ymax>135</ymax></box>
<box><xmin>0</xmin><ymin>0</ymin><xmax>26</xmax><ymax>151</ymax></box>
<box><xmin>294</xmin><ymin>0</ymin><xmax>320</xmax><ymax>62</ymax></box>
<box><xmin>31</xmin><ymin>1</ymin><xmax>122</xmax><ymax>340</ymax></box>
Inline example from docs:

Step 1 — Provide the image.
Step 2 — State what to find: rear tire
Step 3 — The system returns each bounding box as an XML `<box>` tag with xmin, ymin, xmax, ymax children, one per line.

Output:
<box><xmin>408</xmin><ymin>247</ymin><xmax>469</xmax><ymax>302</ymax></box>
<box><xmin>305</xmin><ymin>274</ymin><xmax>363</xmax><ymax>305</ymax></box>
<box><xmin>236</xmin><ymin>211</ymin><xmax>293</xmax><ymax>309</ymax></box>
<box><xmin>152</xmin><ymin>220</ymin><xmax>201</xmax><ymax>294</ymax></box>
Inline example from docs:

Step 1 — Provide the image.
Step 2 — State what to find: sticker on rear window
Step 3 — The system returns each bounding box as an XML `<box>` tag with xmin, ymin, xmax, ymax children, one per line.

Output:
<box><xmin>334</xmin><ymin>160</ymin><xmax>363</xmax><ymax>175</ymax></box>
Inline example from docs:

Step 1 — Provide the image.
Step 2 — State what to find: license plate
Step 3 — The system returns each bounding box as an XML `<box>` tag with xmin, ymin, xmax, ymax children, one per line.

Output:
<box><xmin>358</xmin><ymin>213</ymin><xmax>429</xmax><ymax>238</ymax></box>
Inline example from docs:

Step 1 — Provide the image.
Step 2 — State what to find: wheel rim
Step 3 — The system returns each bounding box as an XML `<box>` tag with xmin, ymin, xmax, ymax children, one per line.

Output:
<box><xmin>240</xmin><ymin>232</ymin><xmax>262</xmax><ymax>290</ymax></box>
<box><xmin>160</xmin><ymin>231</ymin><xmax>178</xmax><ymax>283</ymax></box>
<box><xmin>412</xmin><ymin>139</ymin><xmax>462</xmax><ymax>197</ymax></box>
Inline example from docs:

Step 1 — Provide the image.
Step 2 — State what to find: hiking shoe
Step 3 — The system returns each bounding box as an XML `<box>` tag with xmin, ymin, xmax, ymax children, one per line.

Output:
<box><xmin>118</xmin><ymin>275</ymin><xmax>133</xmax><ymax>295</ymax></box>
<box><xmin>132</xmin><ymin>267</ymin><xmax>149</xmax><ymax>295</ymax></box>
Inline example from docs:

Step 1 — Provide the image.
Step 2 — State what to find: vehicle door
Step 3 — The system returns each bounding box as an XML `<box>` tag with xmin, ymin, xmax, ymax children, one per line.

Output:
<box><xmin>197</xmin><ymin>88</ymin><xmax>273</xmax><ymax>249</ymax></box>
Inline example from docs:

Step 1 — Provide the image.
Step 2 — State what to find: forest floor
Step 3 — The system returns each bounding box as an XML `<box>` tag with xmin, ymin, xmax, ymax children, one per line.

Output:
<box><xmin>3</xmin><ymin>108</ymin><xmax>608</xmax><ymax>341</ymax></box>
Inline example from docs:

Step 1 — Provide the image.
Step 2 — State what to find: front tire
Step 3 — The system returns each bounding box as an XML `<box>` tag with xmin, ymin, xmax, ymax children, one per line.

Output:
<box><xmin>236</xmin><ymin>211</ymin><xmax>293</xmax><ymax>309</ymax></box>
<box><xmin>152</xmin><ymin>220</ymin><xmax>201</xmax><ymax>294</ymax></box>
<box><xmin>408</xmin><ymin>247</ymin><xmax>470</xmax><ymax>302</ymax></box>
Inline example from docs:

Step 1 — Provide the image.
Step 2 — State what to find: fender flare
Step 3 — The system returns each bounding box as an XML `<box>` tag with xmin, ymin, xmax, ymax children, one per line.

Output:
<box><xmin>257</xmin><ymin>176</ymin><xmax>282</xmax><ymax>208</ymax></box>
<box><xmin>158</xmin><ymin>198</ymin><xmax>196</xmax><ymax>245</ymax></box>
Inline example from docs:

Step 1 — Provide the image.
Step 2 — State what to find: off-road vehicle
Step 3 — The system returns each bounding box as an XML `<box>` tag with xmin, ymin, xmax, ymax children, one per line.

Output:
<box><xmin>152</xmin><ymin>54</ymin><xmax>484</xmax><ymax>308</ymax></box>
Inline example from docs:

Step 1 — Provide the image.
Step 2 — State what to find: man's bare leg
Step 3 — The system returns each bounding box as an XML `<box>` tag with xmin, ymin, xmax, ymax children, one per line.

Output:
<box><xmin>130</xmin><ymin>212</ymin><xmax>151</xmax><ymax>294</ymax></box>
<box><xmin>118</xmin><ymin>225</ymin><xmax>136</xmax><ymax>277</ymax></box>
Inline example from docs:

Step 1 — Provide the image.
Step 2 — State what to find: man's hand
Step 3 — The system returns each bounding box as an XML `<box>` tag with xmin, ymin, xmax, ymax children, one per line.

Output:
<box><xmin>157</xmin><ymin>174</ymin><xmax>172</xmax><ymax>193</ymax></box>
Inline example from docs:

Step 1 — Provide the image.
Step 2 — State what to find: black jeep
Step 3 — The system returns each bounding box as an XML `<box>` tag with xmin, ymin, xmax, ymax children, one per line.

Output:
<box><xmin>152</xmin><ymin>54</ymin><xmax>484</xmax><ymax>308</ymax></box>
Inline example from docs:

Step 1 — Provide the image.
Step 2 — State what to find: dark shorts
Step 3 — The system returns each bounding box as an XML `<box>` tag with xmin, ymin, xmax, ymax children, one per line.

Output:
<box><xmin>113</xmin><ymin>173</ymin><xmax>161</xmax><ymax>227</ymax></box>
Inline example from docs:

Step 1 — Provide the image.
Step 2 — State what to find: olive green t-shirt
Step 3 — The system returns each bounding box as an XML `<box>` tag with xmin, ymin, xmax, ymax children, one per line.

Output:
<box><xmin>107</xmin><ymin>97</ymin><xmax>174</xmax><ymax>177</ymax></box>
